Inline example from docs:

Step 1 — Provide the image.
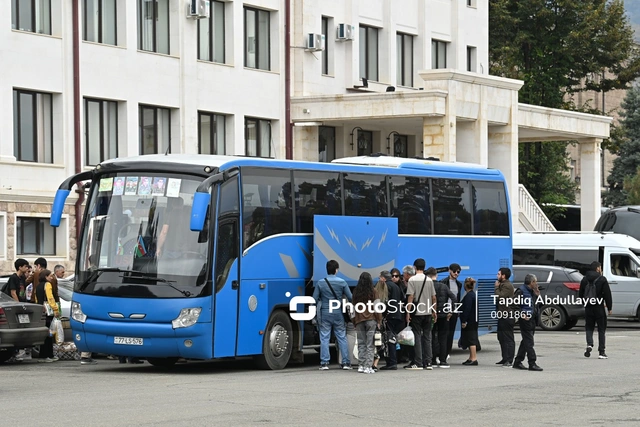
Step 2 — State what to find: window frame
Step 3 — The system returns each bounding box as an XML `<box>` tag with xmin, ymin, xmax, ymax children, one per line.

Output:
<box><xmin>83</xmin><ymin>0</ymin><xmax>117</xmax><ymax>45</ymax></box>
<box><xmin>321</xmin><ymin>16</ymin><xmax>329</xmax><ymax>75</ymax></box>
<box><xmin>198</xmin><ymin>111</ymin><xmax>226</xmax><ymax>155</ymax></box>
<box><xmin>245</xmin><ymin>117</ymin><xmax>271</xmax><ymax>158</ymax></box>
<box><xmin>11</xmin><ymin>0</ymin><xmax>52</xmax><ymax>34</ymax></box>
<box><xmin>137</xmin><ymin>0</ymin><xmax>170</xmax><ymax>54</ymax></box>
<box><xmin>139</xmin><ymin>105</ymin><xmax>171</xmax><ymax>155</ymax></box>
<box><xmin>16</xmin><ymin>217</ymin><xmax>57</xmax><ymax>256</ymax></box>
<box><xmin>197</xmin><ymin>0</ymin><xmax>225</xmax><ymax>63</ymax></box>
<box><xmin>396</xmin><ymin>33</ymin><xmax>413</xmax><ymax>86</ymax></box>
<box><xmin>431</xmin><ymin>39</ymin><xmax>447</xmax><ymax>69</ymax></box>
<box><xmin>85</xmin><ymin>98</ymin><xmax>118</xmax><ymax>166</ymax></box>
<box><xmin>359</xmin><ymin>25</ymin><xmax>379</xmax><ymax>81</ymax></box>
<box><xmin>244</xmin><ymin>6</ymin><xmax>271</xmax><ymax>71</ymax></box>
<box><xmin>13</xmin><ymin>89</ymin><xmax>53</xmax><ymax>163</ymax></box>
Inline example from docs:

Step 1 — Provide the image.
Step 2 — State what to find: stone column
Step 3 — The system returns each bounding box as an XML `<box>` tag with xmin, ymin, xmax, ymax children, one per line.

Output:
<box><xmin>293</xmin><ymin>125</ymin><xmax>319</xmax><ymax>161</ymax></box>
<box><xmin>488</xmin><ymin>104</ymin><xmax>519</xmax><ymax>230</ymax></box>
<box><xmin>579</xmin><ymin>138</ymin><xmax>602</xmax><ymax>231</ymax></box>
<box><xmin>423</xmin><ymin>91</ymin><xmax>456</xmax><ymax>161</ymax></box>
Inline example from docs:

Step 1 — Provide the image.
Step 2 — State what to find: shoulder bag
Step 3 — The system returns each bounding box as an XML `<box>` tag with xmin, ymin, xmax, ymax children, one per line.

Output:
<box><xmin>324</xmin><ymin>278</ymin><xmax>352</xmax><ymax>324</ymax></box>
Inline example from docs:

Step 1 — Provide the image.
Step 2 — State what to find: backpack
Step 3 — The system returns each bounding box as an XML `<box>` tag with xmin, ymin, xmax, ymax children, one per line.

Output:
<box><xmin>584</xmin><ymin>279</ymin><xmax>597</xmax><ymax>300</ymax></box>
<box><xmin>1</xmin><ymin>280</ymin><xmax>9</xmax><ymax>296</ymax></box>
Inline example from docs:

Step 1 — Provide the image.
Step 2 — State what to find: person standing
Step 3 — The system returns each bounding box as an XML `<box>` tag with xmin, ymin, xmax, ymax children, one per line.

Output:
<box><xmin>495</xmin><ymin>267</ymin><xmax>515</xmax><ymax>367</ymax></box>
<box><xmin>513</xmin><ymin>274</ymin><xmax>543</xmax><ymax>371</ymax></box>
<box><xmin>579</xmin><ymin>261</ymin><xmax>613</xmax><ymax>359</ymax></box>
<box><xmin>34</xmin><ymin>270</ymin><xmax>60</xmax><ymax>363</ymax></box>
<box><xmin>54</xmin><ymin>265</ymin><xmax>66</xmax><ymax>279</ymax></box>
<box><xmin>381</xmin><ymin>270</ymin><xmax>404</xmax><ymax>370</ymax></box>
<box><xmin>441</xmin><ymin>263</ymin><xmax>463</xmax><ymax>362</ymax></box>
<box><xmin>5</xmin><ymin>258</ymin><xmax>29</xmax><ymax>302</ymax></box>
<box><xmin>404</xmin><ymin>258</ymin><xmax>437</xmax><ymax>370</ymax></box>
<box><xmin>460</xmin><ymin>278</ymin><xmax>479</xmax><ymax>366</ymax></box>
<box><xmin>353</xmin><ymin>272</ymin><xmax>382</xmax><ymax>374</ymax></box>
<box><xmin>429</xmin><ymin>267</ymin><xmax>457</xmax><ymax>368</ymax></box>
<box><xmin>312</xmin><ymin>260</ymin><xmax>353</xmax><ymax>370</ymax></box>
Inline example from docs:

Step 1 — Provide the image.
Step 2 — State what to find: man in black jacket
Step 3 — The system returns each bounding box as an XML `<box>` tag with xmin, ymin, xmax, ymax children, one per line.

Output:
<box><xmin>381</xmin><ymin>270</ymin><xmax>404</xmax><ymax>370</ymax></box>
<box><xmin>440</xmin><ymin>263</ymin><xmax>463</xmax><ymax>362</ymax></box>
<box><xmin>428</xmin><ymin>267</ymin><xmax>457</xmax><ymax>368</ymax></box>
<box><xmin>579</xmin><ymin>261</ymin><xmax>613</xmax><ymax>359</ymax></box>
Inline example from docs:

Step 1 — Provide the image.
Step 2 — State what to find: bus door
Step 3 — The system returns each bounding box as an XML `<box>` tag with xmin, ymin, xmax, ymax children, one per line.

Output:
<box><xmin>212</xmin><ymin>177</ymin><xmax>240</xmax><ymax>357</ymax></box>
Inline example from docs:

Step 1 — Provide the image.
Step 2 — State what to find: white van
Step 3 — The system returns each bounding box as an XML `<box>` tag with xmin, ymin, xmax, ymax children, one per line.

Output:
<box><xmin>513</xmin><ymin>232</ymin><xmax>640</xmax><ymax>319</ymax></box>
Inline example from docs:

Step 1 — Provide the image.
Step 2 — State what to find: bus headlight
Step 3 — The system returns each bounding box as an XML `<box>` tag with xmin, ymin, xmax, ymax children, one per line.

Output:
<box><xmin>172</xmin><ymin>308</ymin><xmax>202</xmax><ymax>329</ymax></box>
<box><xmin>71</xmin><ymin>302</ymin><xmax>87</xmax><ymax>323</ymax></box>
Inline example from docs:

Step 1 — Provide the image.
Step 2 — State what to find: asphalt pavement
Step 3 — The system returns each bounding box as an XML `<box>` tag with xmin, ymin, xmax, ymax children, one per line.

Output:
<box><xmin>2</xmin><ymin>323</ymin><xmax>640</xmax><ymax>426</ymax></box>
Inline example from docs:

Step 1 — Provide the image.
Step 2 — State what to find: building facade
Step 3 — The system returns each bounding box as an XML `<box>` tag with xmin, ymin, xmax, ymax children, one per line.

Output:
<box><xmin>0</xmin><ymin>0</ymin><xmax>610</xmax><ymax>274</ymax></box>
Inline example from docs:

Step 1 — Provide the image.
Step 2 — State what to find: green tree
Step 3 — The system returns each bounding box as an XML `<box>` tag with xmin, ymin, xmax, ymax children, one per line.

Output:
<box><xmin>605</xmin><ymin>86</ymin><xmax>640</xmax><ymax>206</ymax></box>
<box><xmin>624</xmin><ymin>168</ymin><xmax>640</xmax><ymax>205</ymax></box>
<box><xmin>489</xmin><ymin>0</ymin><xmax>640</xmax><ymax>212</ymax></box>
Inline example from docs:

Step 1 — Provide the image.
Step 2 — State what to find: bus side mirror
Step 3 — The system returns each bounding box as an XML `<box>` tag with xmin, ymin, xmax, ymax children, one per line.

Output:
<box><xmin>191</xmin><ymin>192</ymin><xmax>210</xmax><ymax>232</ymax></box>
<box><xmin>51</xmin><ymin>189</ymin><xmax>70</xmax><ymax>227</ymax></box>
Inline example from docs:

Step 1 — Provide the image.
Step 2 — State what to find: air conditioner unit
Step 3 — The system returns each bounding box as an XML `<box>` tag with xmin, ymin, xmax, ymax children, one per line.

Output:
<box><xmin>336</xmin><ymin>23</ymin><xmax>355</xmax><ymax>41</ymax></box>
<box><xmin>306</xmin><ymin>33</ymin><xmax>325</xmax><ymax>52</ymax></box>
<box><xmin>187</xmin><ymin>0</ymin><xmax>210</xmax><ymax>19</ymax></box>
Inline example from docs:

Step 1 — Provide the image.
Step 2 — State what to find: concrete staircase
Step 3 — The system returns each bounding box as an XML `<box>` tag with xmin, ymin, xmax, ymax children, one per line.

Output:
<box><xmin>518</xmin><ymin>184</ymin><xmax>556</xmax><ymax>231</ymax></box>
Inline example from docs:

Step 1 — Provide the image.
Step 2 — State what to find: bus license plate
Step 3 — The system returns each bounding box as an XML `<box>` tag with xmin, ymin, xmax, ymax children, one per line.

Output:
<box><xmin>114</xmin><ymin>337</ymin><xmax>143</xmax><ymax>345</ymax></box>
<box><xmin>18</xmin><ymin>314</ymin><xmax>29</xmax><ymax>324</ymax></box>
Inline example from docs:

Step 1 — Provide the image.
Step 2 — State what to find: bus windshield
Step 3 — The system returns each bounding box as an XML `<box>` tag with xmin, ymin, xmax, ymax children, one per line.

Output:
<box><xmin>76</xmin><ymin>173</ymin><xmax>211</xmax><ymax>298</ymax></box>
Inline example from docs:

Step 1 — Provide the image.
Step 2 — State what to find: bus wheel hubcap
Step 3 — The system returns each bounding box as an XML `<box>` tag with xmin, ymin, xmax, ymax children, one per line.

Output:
<box><xmin>269</xmin><ymin>324</ymin><xmax>289</xmax><ymax>357</ymax></box>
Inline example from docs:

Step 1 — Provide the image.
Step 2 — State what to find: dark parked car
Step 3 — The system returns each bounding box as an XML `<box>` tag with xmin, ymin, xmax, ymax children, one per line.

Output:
<box><xmin>0</xmin><ymin>292</ymin><xmax>50</xmax><ymax>363</ymax></box>
<box><xmin>512</xmin><ymin>265</ymin><xmax>584</xmax><ymax>331</ymax></box>
<box><xmin>594</xmin><ymin>205</ymin><xmax>640</xmax><ymax>242</ymax></box>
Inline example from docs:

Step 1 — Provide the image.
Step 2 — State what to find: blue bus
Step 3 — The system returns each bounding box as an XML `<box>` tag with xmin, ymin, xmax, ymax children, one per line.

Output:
<box><xmin>51</xmin><ymin>154</ymin><xmax>511</xmax><ymax>369</ymax></box>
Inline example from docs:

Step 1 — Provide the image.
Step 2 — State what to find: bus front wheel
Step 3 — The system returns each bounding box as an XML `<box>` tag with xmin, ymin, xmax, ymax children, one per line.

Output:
<box><xmin>255</xmin><ymin>310</ymin><xmax>292</xmax><ymax>370</ymax></box>
<box><xmin>147</xmin><ymin>357</ymin><xmax>179</xmax><ymax>367</ymax></box>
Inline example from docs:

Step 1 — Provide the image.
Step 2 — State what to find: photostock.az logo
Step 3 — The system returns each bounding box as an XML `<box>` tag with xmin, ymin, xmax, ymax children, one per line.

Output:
<box><xmin>287</xmin><ymin>292</ymin><xmax>316</xmax><ymax>321</ymax></box>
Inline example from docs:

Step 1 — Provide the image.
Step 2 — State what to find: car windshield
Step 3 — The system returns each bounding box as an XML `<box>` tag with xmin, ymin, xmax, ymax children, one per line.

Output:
<box><xmin>76</xmin><ymin>173</ymin><xmax>212</xmax><ymax>298</ymax></box>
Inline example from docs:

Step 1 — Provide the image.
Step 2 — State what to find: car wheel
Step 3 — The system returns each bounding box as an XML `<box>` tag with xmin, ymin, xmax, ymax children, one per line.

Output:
<box><xmin>562</xmin><ymin>318</ymin><xmax>578</xmax><ymax>330</ymax></box>
<box><xmin>539</xmin><ymin>305</ymin><xmax>567</xmax><ymax>331</ymax></box>
<box><xmin>146</xmin><ymin>357</ymin><xmax>179</xmax><ymax>367</ymax></box>
<box><xmin>254</xmin><ymin>310</ymin><xmax>292</xmax><ymax>370</ymax></box>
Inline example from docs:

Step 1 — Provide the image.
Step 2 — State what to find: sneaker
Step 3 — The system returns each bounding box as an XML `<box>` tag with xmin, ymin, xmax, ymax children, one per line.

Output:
<box><xmin>341</xmin><ymin>364</ymin><xmax>352</xmax><ymax>370</ymax></box>
<box><xmin>598</xmin><ymin>353</ymin><xmax>608</xmax><ymax>359</ymax></box>
<box><xmin>439</xmin><ymin>363</ymin><xmax>450</xmax><ymax>369</ymax></box>
<box><xmin>584</xmin><ymin>345</ymin><xmax>593</xmax><ymax>358</ymax></box>
<box><xmin>357</xmin><ymin>365</ymin><xmax>364</xmax><ymax>373</ymax></box>
<box><xmin>424</xmin><ymin>364</ymin><xmax>433</xmax><ymax>370</ymax></box>
<box><xmin>319</xmin><ymin>363</ymin><xmax>329</xmax><ymax>370</ymax></box>
<box><xmin>528</xmin><ymin>364</ymin><xmax>543</xmax><ymax>371</ymax></box>
<box><xmin>502</xmin><ymin>362</ymin><xmax>513</xmax><ymax>368</ymax></box>
<box><xmin>403</xmin><ymin>363</ymin><xmax>422</xmax><ymax>370</ymax></box>
<box><xmin>513</xmin><ymin>362</ymin><xmax>527</xmax><ymax>370</ymax></box>
<box><xmin>372</xmin><ymin>366</ymin><xmax>378</xmax><ymax>372</ymax></box>
<box><xmin>50</xmin><ymin>356</ymin><xmax>59</xmax><ymax>362</ymax></box>
<box><xmin>495</xmin><ymin>359</ymin><xmax>506</xmax><ymax>365</ymax></box>
<box><xmin>435</xmin><ymin>357</ymin><xmax>440</xmax><ymax>365</ymax></box>
<box><xmin>446</xmin><ymin>354</ymin><xmax>450</xmax><ymax>362</ymax></box>
<box><xmin>364</xmin><ymin>367</ymin><xmax>375</xmax><ymax>374</ymax></box>
<box><xmin>80</xmin><ymin>358</ymin><xmax>98</xmax><ymax>365</ymax></box>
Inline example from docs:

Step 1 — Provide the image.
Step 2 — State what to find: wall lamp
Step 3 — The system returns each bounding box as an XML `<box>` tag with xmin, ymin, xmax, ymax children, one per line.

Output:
<box><xmin>350</xmin><ymin>126</ymin><xmax>364</xmax><ymax>150</ymax></box>
<box><xmin>386</xmin><ymin>131</ymin><xmax>401</xmax><ymax>155</ymax></box>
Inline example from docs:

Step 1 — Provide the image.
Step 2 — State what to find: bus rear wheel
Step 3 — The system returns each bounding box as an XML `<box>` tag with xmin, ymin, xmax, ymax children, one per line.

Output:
<box><xmin>147</xmin><ymin>357</ymin><xmax>179</xmax><ymax>367</ymax></box>
<box><xmin>255</xmin><ymin>310</ymin><xmax>292</xmax><ymax>370</ymax></box>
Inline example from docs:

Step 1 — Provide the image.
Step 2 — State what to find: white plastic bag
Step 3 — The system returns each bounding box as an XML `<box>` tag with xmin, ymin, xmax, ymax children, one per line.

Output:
<box><xmin>397</xmin><ymin>325</ymin><xmax>415</xmax><ymax>346</ymax></box>
<box><xmin>50</xmin><ymin>318</ymin><xmax>64</xmax><ymax>344</ymax></box>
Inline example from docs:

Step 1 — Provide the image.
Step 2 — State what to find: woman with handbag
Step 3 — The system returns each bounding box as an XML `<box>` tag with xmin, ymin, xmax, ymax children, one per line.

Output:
<box><xmin>34</xmin><ymin>270</ymin><xmax>60</xmax><ymax>363</ymax></box>
<box><xmin>372</xmin><ymin>272</ymin><xmax>390</xmax><ymax>371</ymax></box>
<box><xmin>353</xmin><ymin>272</ymin><xmax>382</xmax><ymax>374</ymax></box>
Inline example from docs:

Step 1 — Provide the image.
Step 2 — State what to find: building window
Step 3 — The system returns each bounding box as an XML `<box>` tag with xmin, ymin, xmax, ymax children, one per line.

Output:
<box><xmin>396</xmin><ymin>33</ymin><xmax>413</xmax><ymax>86</ymax></box>
<box><xmin>137</xmin><ymin>0</ymin><xmax>169</xmax><ymax>54</ymax></box>
<box><xmin>359</xmin><ymin>25</ymin><xmax>378</xmax><ymax>81</ymax></box>
<box><xmin>321</xmin><ymin>17</ymin><xmax>329</xmax><ymax>75</ymax></box>
<box><xmin>355</xmin><ymin>129</ymin><xmax>373</xmax><ymax>156</ymax></box>
<box><xmin>244</xmin><ymin>7</ymin><xmax>270</xmax><ymax>71</ymax></box>
<box><xmin>393</xmin><ymin>135</ymin><xmax>408</xmax><ymax>158</ymax></box>
<box><xmin>467</xmin><ymin>0</ymin><xmax>477</xmax><ymax>7</ymax></box>
<box><xmin>198</xmin><ymin>112</ymin><xmax>226</xmax><ymax>155</ymax></box>
<box><xmin>85</xmin><ymin>98</ymin><xmax>118</xmax><ymax>166</ymax></box>
<box><xmin>467</xmin><ymin>46</ymin><xmax>477</xmax><ymax>72</ymax></box>
<box><xmin>245</xmin><ymin>118</ymin><xmax>271</xmax><ymax>157</ymax></box>
<box><xmin>432</xmin><ymin>40</ymin><xmax>447</xmax><ymax>69</ymax></box>
<box><xmin>13</xmin><ymin>89</ymin><xmax>53</xmax><ymax>163</ymax></box>
<box><xmin>11</xmin><ymin>0</ymin><xmax>51</xmax><ymax>34</ymax></box>
<box><xmin>198</xmin><ymin>0</ymin><xmax>225</xmax><ymax>63</ymax></box>
<box><xmin>84</xmin><ymin>0</ymin><xmax>117</xmax><ymax>45</ymax></box>
<box><xmin>17</xmin><ymin>217</ymin><xmax>56</xmax><ymax>255</ymax></box>
<box><xmin>139</xmin><ymin>105</ymin><xmax>171</xmax><ymax>155</ymax></box>
<box><xmin>319</xmin><ymin>126</ymin><xmax>335</xmax><ymax>162</ymax></box>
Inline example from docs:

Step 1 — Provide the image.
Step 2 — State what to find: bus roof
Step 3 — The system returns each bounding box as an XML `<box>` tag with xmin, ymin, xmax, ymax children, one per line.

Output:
<box><xmin>99</xmin><ymin>154</ymin><xmax>503</xmax><ymax>178</ymax></box>
<box><xmin>514</xmin><ymin>231</ymin><xmax>640</xmax><ymax>250</ymax></box>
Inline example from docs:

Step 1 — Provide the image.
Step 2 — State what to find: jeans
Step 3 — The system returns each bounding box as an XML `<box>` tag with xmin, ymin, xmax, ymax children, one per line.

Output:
<box><xmin>514</xmin><ymin>317</ymin><xmax>537</xmax><ymax>365</ymax></box>
<box><xmin>319</xmin><ymin>311</ymin><xmax>350</xmax><ymax>365</ymax></box>
<box><xmin>410</xmin><ymin>315</ymin><xmax>432</xmax><ymax>367</ymax></box>
<box><xmin>585</xmin><ymin>305</ymin><xmax>607</xmax><ymax>353</ymax></box>
<box><xmin>356</xmin><ymin>320</ymin><xmax>377</xmax><ymax>368</ymax></box>
<box><xmin>497</xmin><ymin>318</ymin><xmax>516</xmax><ymax>363</ymax></box>
<box><xmin>385</xmin><ymin>318</ymin><xmax>404</xmax><ymax>367</ymax></box>
<box><xmin>431</xmin><ymin>316</ymin><xmax>450</xmax><ymax>363</ymax></box>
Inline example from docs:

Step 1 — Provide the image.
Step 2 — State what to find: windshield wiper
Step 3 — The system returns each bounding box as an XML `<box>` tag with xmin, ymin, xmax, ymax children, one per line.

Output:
<box><xmin>78</xmin><ymin>267</ymin><xmax>142</xmax><ymax>292</ymax></box>
<box><xmin>119</xmin><ymin>273</ymin><xmax>192</xmax><ymax>297</ymax></box>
